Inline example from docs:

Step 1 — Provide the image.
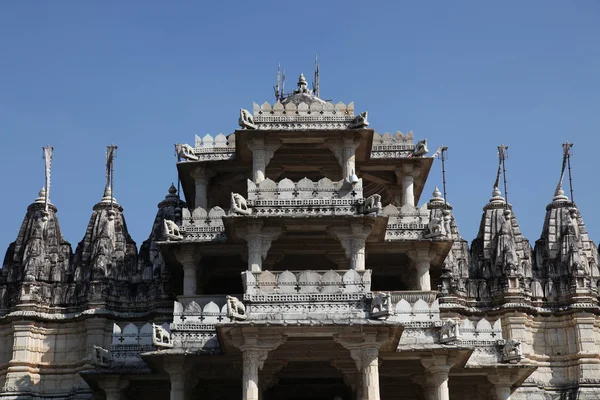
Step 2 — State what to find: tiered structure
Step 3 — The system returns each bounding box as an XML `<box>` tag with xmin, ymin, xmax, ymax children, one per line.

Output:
<box><xmin>1</xmin><ymin>70</ymin><xmax>599</xmax><ymax>400</ymax></box>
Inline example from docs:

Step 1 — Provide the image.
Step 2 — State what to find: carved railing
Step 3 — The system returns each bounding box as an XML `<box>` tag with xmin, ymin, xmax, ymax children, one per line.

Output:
<box><xmin>252</xmin><ymin>101</ymin><xmax>355</xmax><ymax>130</ymax></box>
<box><xmin>170</xmin><ymin>295</ymin><xmax>235</xmax><ymax>352</ymax></box>
<box><xmin>246</xmin><ymin>178</ymin><xmax>372</xmax><ymax>217</ymax></box>
<box><xmin>382</xmin><ymin>204</ymin><xmax>436</xmax><ymax>241</ymax></box>
<box><xmin>243</xmin><ymin>269</ymin><xmax>371</xmax><ymax>297</ymax></box>
<box><xmin>370</xmin><ymin>132</ymin><xmax>415</xmax><ymax>159</ymax></box>
<box><xmin>177</xmin><ymin>134</ymin><xmax>236</xmax><ymax>163</ymax></box>
<box><xmin>180</xmin><ymin>206</ymin><xmax>227</xmax><ymax>242</ymax></box>
<box><xmin>383</xmin><ymin>292</ymin><xmax>440</xmax><ymax>323</ymax></box>
<box><xmin>107</xmin><ymin>322</ymin><xmax>162</xmax><ymax>365</ymax></box>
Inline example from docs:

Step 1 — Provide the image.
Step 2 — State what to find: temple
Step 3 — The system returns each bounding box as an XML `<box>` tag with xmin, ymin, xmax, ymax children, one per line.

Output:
<box><xmin>1</xmin><ymin>69</ymin><xmax>600</xmax><ymax>400</ymax></box>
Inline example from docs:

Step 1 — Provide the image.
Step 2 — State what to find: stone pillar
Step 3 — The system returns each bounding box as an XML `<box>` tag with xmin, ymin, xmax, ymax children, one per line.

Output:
<box><xmin>238</xmin><ymin>222</ymin><xmax>282</xmax><ymax>272</ymax></box>
<box><xmin>408</xmin><ymin>246</ymin><xmax>435</xmax><ymax>291</ymax></box>
<box><xmin>191</xmin><ymin>167</ymin><xmax>213</xmax><ymax>209</ymax></box>
<box><xmin>421</xmin><ymin>355</ymin><xmax>455</xmax><ymax>400</ymax></box>
<box><xmin>343</xmin><ymin>137</ymin><xmax>359</xmax><ymax>181</ymax></box>
<box><xmin>248</xmin><ymin>137</ymin><xmax>280</xmax><ymax>184</ymax></box>
<box><xmin>327</xmin><ymin>136</ymin><xmax>359</xmax><ymax>182</ymax></box>
<box><xmin>165</xmin><ymin>357</ymin><xmax>188</xmax><ymax>400</ymax></box>
<box><xmin>401</xmin><ymin>165</ymin><xmax>415</xmax><ymax>208</ymax></box>
<box><xmin>329</xmin><ymin>223</ymin><xmax>372</xmax><ymax>271</ymax></box>
<box><xmin>99</xmin><ymin>377</ymin><xmax>129</xmax><ymax>400</ymax></box>
<box><xmin>176</xmin><ymin>248</ymin><xmax>200</xmax><ymax>296</ymax></box>
<box><xmin>488</xmin><ymin>373</ymin><xmax>515</xmax><ymax>400</ymax></box>
<box><xmin>84</xmin><ymin>318</ymin><xmax>108</xmax><ymax>359</ymax></box>
<box><xmin>347</xmin><ymin>346</ymin><xmax>380</xmax><ymax>400</ymax></box>
<box><xmin>242</xmin><ymin>349</ymin><xmax>267</xmax><ymax>400</ymax></box>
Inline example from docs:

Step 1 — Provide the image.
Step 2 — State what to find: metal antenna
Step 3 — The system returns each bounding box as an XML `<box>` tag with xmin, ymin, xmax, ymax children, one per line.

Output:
<box><xmin>42</xmin><ymin>145</ymin><xmax>53</xmax><ymax>215</ymax></box>
<box><xmin>174</xmin><ymin>144</ymin><xmax>182</xmax><ymax>199</ymax></box>
<box><xmin>498</xmin><ymin>144</ymin><xmax>509</xmax><ymax>208</ymax></box>
<box><xmin>313</xmin><ymin>54</ymin><xmax>320</xmax><ymax>98</ymax></box>
<box><xmin>439</xmin><ymin>146</ymin><xmax>449</xmax><ymax>208</ymax></box>
<box><xmin>563</xmin><ymin>142</ymin><xmax>575</xmax><ymax>203</ymax></box>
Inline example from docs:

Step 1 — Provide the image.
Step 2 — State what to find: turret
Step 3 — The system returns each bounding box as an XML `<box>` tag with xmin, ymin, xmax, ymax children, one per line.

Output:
<box><xmin>138</xmin><ymin>184</ymin><xmax>186</xmax><ymax>298</ymax></box>
<box><xmin>427</xmin><ymin>188</ymin><xmax>469</xmax><ymax>295</ymax></box>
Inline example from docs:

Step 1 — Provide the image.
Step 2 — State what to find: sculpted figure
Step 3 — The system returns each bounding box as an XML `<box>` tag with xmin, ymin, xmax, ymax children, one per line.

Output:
<box><xmin>370</xmin><ymin>292</ymin><xmax>392</xmax><ymax>319</ymax></box>
<box><xmin>163</xmin><ymin>219</ymin><xmax>183</xmax><ymax>241</ymax></box>
<box><xmin>439</xmin><ymin>319</ymin><xmax>460</xmax><ymax>343</ymax></box>
<box><xmin>230</xmin><ymin>193</ymin><xmax>251</xmax><ymax>215</ymax></box>
<box><xmin>238</xmin><ymin>108</ymin><xmax>257</xmax><ymax>130</ymax></box>
<box><xmin>349</xmin><ymin>111</ymin><xmax>369</xmax><ymax>129</ymax></box>
<box><xmin>152</xmin><ymin>323</ymin><xmax>173</xmax><ymax>348</ymax></box>
<box><xmin>412</xmin><ymin>139</ymin><xmax>429</xmax><ymax>157</ymax></box>
<box><xmin>92</xmin><ymin>345</ymin><xmax>110</xmax><ymax>367</ymax></box>
<box><xmin>175</xmin><ymin>143</ymin><xmax>199</xmax><ymax>161</ymax></box>
<box><xmin>226</xmin><ymin>295</ymin><xmax>247</xmax><ymax>320</ymax></box>
<box><xmin>362</xmin><ymin>194</ymin><xmax>382</xmax><ymax>214</ymax></box>
<box><xmin>427</xmin><ymin>216</ymin><xmax>445</xmax><ymax>237</ymax></box>
<box><xmin>496</xmin><ymin>210</ymin><xmax>518</xmax><ymax>275</ymax></box>
<box><xmin>501</xmin><ymin>339</ymin><xmax>523</xmax><ymax>363</ymax></box>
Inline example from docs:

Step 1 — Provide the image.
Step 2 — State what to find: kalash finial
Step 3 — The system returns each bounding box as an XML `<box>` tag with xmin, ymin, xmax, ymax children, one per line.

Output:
<box><xmin>296</xmin><ymin>73</ymin><xmax>311</xmax><ymax>94</ymax></box>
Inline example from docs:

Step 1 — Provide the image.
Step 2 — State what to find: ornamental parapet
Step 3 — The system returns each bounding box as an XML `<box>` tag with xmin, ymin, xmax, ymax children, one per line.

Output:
<box><xmin>382</xmin><ymin>204</ymin><xmax>450</xmax><ymax>241</ymax></box>
<box><xmin>252</xmin><ymin>101</ymin><xmax>355</xmax><ymax>130</ymax></box>
<box><xmin>175</xmin><ymin>133</ymin><xmax>236</xmax><ymax>162</ymax></box>
<box><xmin>245</xmin><ymin>177</ymin><xmax>374</xmax><ymax>217</ymax></box>
<box><xmin>370</xmin><ymin>132</ymin><xmax>416</xmax><ymax>159</ymax></box>
<box><xmin>169</xmin><ymin>295</ymin><xmax>233</xmax><ymax>352</ymax></box>
<box><xmin>179</xmin><ymin>206</ymin><xmax>227</xmax><ymax>242</ymax></box>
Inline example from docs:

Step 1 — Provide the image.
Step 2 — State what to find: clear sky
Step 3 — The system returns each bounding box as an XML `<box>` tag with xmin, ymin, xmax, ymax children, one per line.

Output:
<box><xmin>1</xmin><ymin>1</ymin><xmax>599</xmax><ymax>255</ymax></box>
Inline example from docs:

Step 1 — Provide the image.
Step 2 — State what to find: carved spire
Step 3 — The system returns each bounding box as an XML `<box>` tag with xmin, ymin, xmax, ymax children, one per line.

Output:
<box><xmin>138</xmin><ymin>184</ymin><xmax>186</xmax><ymax>286</ymax></box>
<box><xmin>72</xmin><ymin>147</ymin><xmax>137</xmax><ymax>287</ymax></box>
<box><xmin>533</xmin><ymin>143</ymin><xmax>599</xmax><ymax>294</ymax></box>
<box><xmin>469</xmin><ymin>148</ymin><xmax>532</xmax><ymax>284</ymax></box>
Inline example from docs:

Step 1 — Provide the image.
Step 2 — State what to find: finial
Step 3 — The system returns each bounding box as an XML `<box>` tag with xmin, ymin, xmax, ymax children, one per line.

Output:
<box><xmin>105</xmin><ymin>144</ymin><xmax>118</xmax><ymax>209</ymax></box>
<box><xmin>298</xmin><ymin>73</ymin><xmax>307</xmax><ymax>86</ymax></box>
<box><xmin>168</xmin><ymin>183</ymin><xmax>177</xmax><ymax>195</ymax></box>
<box><xmin>42</xmin><ymin>145</ymin><xmax>53</xmax><ymax>214</ymax></box>
<box><xmin>433</xmin><ymin>187</ymin><xmax>442</xmax><ymax>198</ymax></box>
<box><xmin>313</xmin><ymin>54</ymin><xmax>320</xmax><ymax>98</ymax></box>
<box><xmin>35</xmin><ymin>187</ymin><xmax>46</xmax><ymax>203</ymax></box>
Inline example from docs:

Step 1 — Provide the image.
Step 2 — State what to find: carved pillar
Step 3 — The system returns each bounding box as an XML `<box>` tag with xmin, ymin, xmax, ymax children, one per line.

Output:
<box><xmin>248</xmin><ymin>136</ymin><xmax>280</xmax><ymax>184</ymax></box>
<box><xmin>398</xmin><ymin>165</ymin><xmax>418</xmax><ymax>208</ymax></box>
<box><xmin>350</xmin><ymin>347</ymin><xmax>380</xmax><ymax>400</ymax></box>
<box><xmin>242</xmin><ymin>349</ymin><xmax>267</xmax><ymax>400</ymax></box>
<box><xmin>165</xmin><ymin>357</ymin><xmax>189</xmax><ymax>400</ymax></box>
<box><xmin>488</xmin><ymin>373</ymin><xmax>515</xmax><ymax>400</ymax></box>
<box><xmin>176</xmin><ymin>248</ymin><xmax>200</xmax><ymax>296</ymax></box>
<box><xmin>329</xmin><ymin>223</ymin><xmax>372</xmax><ymax>271</ymax></box>
<box><xmin>238</xmin><ymin>222</ymin><xmax>282</xmax><ymax>272</ymax></box>
<box><xmin>84</xmin><ymin>318</ymin><xmax>108</xmax><ymax>359</ymax></box>
<box><xmin>191</xmin><ymin>166</ymin><xmax>214</xmax><ymax>209</ymax></box>
<box><xmin>408</xmin><ymin>246</ymin><xmax>435</xmax><ymax>291</ymax></box>
<box><xmin>421</xmin><ymin>355</ymin><xmax>455</xmax><ymax>400</ymax></box>
<box><xmin>99</xmin><ymin>377</ymin><xmax>129</xmax><ymax>400</ymax></box>
<box><xmin>336</xmin><ymin>335</ymin><xmax>381</xmax><ymax>400</ymax></box>
<box><xmin>327</xmin><ymin>136</ymin><xmax>360</xmax><ymax>182</ymax></box>
<box><xmin>232</xmin><ymin>329</ymin><xmax>286</xmax><ymax>400</ymax></box>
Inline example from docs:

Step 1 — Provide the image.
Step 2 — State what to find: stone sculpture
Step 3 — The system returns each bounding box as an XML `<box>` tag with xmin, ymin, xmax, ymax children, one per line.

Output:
<box><xmin>426</xmin><ymin>216</ymin><xmax>446</xmax><ymax>238</ymax></box>
<box><xmin>175</xmin><ymin>143</ymin><xmax>199</xmax><ymax>161</ymax></box>
<box><xmin>412</xmin><ymin>139</ymin><xmax>429</xmax><ymax>157</ymax></box>
<box><xmin>362</xmin><ymin>194</ymin><xmax>382</xmax><ymax>215</ymax></box>
<box><xmin>370</xmin><ymin>292</ymin><xmax>392</xmax><ymax>319</ymax></box>
<box><xmin>238</xmin><ymin>108</ymin><xmax>257</xmax><ymax>130</ymax></box>
<box><xmin>230</xmin><ymin>193</ymin><xmax>251</xmax><ymax>215</ymax></box>
<box><xmin>499</xmin><ymin>339</ymin><xmax>522</xmax><ymax>363</ymax></box>
<box><xmin>152</xmin><ymin>323</ymin><xmax>173</xmax><ymax>348</ymax></box>
<box><xmin>163</xmin><ymin>219</ymin><xmax>183</xmax><ymax>241</ymax></box>
<box><xmin>226</xmin><ymin>295</ymin><xmax>247</xmax><ymax>320</ymax></box>
<box><xmin>439</xmin><ymin>319</ymin><xmax>459</xmax><ymax>344</ymax></box>
<box><xmin>92</xmin><ymin>345</ymin><xmax>111</xmax><ymax>367</ymax></box>
<box><xmin>349</xmin><ymin>111</ymin><xmax>369</xmax><ymax>129</ymax></box>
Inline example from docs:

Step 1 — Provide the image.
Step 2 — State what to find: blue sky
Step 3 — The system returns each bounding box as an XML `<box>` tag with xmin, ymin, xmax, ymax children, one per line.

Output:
<box><xmin>1</xmin><ymin>1</ymin><xmax>599</xmax><ymax>254</ymax></box>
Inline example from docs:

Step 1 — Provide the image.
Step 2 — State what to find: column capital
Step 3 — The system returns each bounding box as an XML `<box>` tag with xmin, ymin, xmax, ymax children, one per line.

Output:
<box><xmin>98</xmin><ymin>376</ymin><xmax>129</xmax><ymax>400</ymax></box>
<box><xmin>175</xmin><ymin>247</ymin><xmax>201</xmax><ymax>265</ymax></box>
<box><xmin>408</xmin><ymin>245</ymin><xmax>436</xmax><ymax>263</ymax></box>
<box><xmin>191</xmin><ymin>165</ymin><xmax>215</xmax><ymax>180</ymax></box>
<box><xmin>488</xmin><ymin>372</ymin><xmax>517</xmax><ymax>400</ymax></box>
